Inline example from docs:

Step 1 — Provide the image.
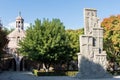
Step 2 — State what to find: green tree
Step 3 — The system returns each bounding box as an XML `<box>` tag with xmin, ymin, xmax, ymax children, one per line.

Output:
<box><xmin>19</xmin><ymin>18</ymin><xmax>70</xmax><ymax>71</ymax></box>
<box><xmin>101</xmin><ymin>15</ymin><xmax>120</xmax><ymax>69</ymax></box>
<box><xmin>0</xmin><ymin>26</ymin><xmax>8</xmax><ymax>61</ymax></box>
<box><xmin>66</xmin><ymin>28</ymin><xmax>84</xmax><ymax>60</ymax></box>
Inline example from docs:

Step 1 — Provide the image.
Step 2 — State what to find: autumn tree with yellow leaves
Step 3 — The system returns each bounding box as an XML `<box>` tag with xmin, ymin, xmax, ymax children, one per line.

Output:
<box><xmin>101</xmin><ymin>15</ymin><xmax>120</xmax><ymax>70</ymax></box>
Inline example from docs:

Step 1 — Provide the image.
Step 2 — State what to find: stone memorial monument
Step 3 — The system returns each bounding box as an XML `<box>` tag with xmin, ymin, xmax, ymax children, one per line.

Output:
<box><xmin>76</xmin><ymin>8</ymin><xmax>112</xmax><ymax>79</ymax></box>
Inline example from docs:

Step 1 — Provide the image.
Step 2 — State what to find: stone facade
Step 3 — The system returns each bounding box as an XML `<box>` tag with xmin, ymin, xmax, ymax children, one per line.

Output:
<box><xmin>76</xmin><ymin>8</ymin><xmax>111</xmax><ymax>79</ymax></box>
<box><xmin>7</xmin><ymin>13</ymin><xmax>25</xmax><ymax>71</ymax></box>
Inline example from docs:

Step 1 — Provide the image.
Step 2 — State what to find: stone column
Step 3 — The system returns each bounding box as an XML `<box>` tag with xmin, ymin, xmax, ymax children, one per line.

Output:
<box><xmin>14</xmin><ymin>55</ymin><xmax>23</xmax><ymax>71</ymax></box>
<box><xmin>16</xmin><ymin>61</ymin><xmax>20</xmax><ymax>71</ymax></box>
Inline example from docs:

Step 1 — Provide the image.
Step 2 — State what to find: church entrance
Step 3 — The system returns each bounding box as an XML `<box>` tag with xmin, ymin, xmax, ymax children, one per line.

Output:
<box><xmin>8</xmin><ymin>57</ymin><xmax>26</xmax><ymax>71</ymax></box>
<box><xmin>20</xmin><ymin>58</ymin><xmax>25</xmax><ymax>71</ymax></box>
<box><xmin>8</xmin><ymin>58</ymin><xmax>16</xmax><ymax>71</ymax></box>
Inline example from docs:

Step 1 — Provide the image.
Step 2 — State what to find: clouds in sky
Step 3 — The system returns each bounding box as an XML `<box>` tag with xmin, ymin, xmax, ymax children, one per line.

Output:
<box><xmin>6</xmin><ymin>21</ymin><xmax>30</xmax><ymax>30</ymax></box>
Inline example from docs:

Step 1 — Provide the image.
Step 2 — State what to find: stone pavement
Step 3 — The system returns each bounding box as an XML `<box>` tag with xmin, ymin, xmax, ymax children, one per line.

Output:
<box><xmin>0</xmin><ymin>71</ymin><xmax>120</xmax><ymax>80</ymax></box>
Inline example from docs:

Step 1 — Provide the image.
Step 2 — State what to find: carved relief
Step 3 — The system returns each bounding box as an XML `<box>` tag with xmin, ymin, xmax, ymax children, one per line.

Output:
<box><xmin>84</xmin><ymin>9</ymin><xmax>98</xmax><ymax>35</ymax></box>
<box><xmin>78</xmin><ymin>8</ymin><xmax>107</xmax><ymax>70</ymax></box>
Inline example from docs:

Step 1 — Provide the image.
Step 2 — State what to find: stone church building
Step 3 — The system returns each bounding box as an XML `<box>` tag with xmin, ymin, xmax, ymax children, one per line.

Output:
<box><xmin>6</xmin><ymin>13</ymin><xmax>26</xmax><ymax>71</ymax></box>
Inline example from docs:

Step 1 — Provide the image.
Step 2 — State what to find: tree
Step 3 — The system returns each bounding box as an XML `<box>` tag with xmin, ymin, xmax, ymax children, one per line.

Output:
<box><xmin>19</xmin><ymin>18</ymin><xmax>70</xmax><ymax>71</ymax></box>
<box><xmin>101</xmin><ymin>15</ymin><xmax>120</xmax><ymax>70</ymax></box>
<box><xmin>66</xmin><ymin>28</ymin><xmax>84</xmax><ymax>60</ymax></box>
<box><xmin>65</xmin><ymin>29</ymin><xmax>84</xmax><ymax>70</ymax></box>
<box><xmin>0</xmin><ymin>24</ymin><xmax>9</xmax><ymax>67</ymax></box>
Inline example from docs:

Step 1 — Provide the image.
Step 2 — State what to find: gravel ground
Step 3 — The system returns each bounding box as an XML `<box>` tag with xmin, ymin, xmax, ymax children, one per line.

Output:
<box><xmin>0</xmin><ymin>71</ymin><xmax>120</xmax><ymax>80</ymax></box>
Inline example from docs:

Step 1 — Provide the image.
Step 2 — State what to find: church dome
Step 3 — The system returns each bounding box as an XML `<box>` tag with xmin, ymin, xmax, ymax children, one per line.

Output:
<box><xmin>16</xmin><ymin>16</ymin><xmax>23</xmax><ymax>20</ymax></box>
<box><xmin>16</xmin><ymin>12</ymin><xmax>24</xmax><ymax>20</ymax></box>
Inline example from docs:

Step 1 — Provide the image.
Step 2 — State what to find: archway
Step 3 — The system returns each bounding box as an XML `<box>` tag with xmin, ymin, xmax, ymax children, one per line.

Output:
<box><xmin>9</xmin><ymin>58</ymin><xmax>16</xmax><ymax>71</ymax></box>
<box><xmin>20</xmin><ymin>57</ymin><xmax>27</xmax><ymax>71</ymax></box>
<box><xmin>20</xmin><ymin>58</ymin><xmax>24</xmax><ymax>71</ymax></box>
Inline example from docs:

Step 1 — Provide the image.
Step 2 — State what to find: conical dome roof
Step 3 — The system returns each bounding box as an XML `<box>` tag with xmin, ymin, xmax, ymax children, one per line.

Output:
<box><xmin>16</xmin><ymin>12</ymin><xmax>24</xmax><ymax>20</ymax></box>
<box><xmin>16</xmin><ymin>16</ymin><xmax>23</xmax><ymax>20</ymax></box>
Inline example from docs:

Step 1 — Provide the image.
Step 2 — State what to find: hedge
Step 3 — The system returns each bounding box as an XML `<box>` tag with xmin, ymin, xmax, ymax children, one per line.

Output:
<box><xmin>32</xmin><ymin>69</ymin><xmax>78</xmax><ymax>76</ymax></box>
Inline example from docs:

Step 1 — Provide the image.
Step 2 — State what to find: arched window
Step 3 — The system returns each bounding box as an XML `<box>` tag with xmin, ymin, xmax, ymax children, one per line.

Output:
<box><xmin>17</xmin><ymin>36</ymin><xmax>20</xmax><ymax>43</ymax></box>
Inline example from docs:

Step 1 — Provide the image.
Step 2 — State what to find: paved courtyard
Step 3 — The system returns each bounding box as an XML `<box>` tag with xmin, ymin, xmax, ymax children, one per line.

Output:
<box><xmin>0</xmin><ymin>71</ymin><xmax>120</xmax><ymax>80</ymax></box>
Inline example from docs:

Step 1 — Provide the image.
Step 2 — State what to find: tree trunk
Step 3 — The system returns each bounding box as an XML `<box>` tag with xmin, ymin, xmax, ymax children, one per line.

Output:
<box><xmin>37</xmin><ymin>63</ymin><xmax>41</xmax><ymax>70</ymax></box>
<box><xmin>43</xmin><ymin>63</ymin><xmax>50</xmax><ymax>72</ymax></box>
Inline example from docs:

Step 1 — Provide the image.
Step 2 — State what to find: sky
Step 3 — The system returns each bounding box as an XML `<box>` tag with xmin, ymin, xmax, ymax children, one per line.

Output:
<box><xmin>1</xmin><ymin>0</ymin><xmax>120</xmax><ymax>30</ymax></box>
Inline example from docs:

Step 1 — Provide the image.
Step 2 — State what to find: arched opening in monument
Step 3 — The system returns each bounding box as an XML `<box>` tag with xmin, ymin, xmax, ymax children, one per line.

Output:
<box><xmin>9</xmin><ymin>58</ymin><xmax>16</xmax><ymax>71</ymax></box>
<box><xmin>93</xmin><ymin>38</ymin><xmax>96</xmax><ymax>46</ymax></box>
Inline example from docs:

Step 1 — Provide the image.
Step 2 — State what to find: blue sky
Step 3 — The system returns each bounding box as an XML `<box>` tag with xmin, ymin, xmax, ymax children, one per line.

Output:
<box><xmin>1</xmin><ymin>0</ymin><xmax>120</xmax><ymax>30</ymax></box>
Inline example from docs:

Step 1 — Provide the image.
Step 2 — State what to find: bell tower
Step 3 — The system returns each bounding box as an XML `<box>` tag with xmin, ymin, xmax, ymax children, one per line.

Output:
<box><xmin>16</xmin><ymin>12</ymin><xmax>24</xmax><ymax>30</ymax></box>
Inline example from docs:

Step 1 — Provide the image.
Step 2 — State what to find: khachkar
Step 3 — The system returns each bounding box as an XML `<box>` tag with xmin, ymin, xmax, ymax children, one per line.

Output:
<box><xmin>76</xmin><ymin>8</ymin><xmax>112</xmax><ymax>79</ymax></box>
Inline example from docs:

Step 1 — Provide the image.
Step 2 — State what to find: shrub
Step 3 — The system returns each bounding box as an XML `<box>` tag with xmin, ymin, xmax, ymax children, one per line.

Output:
<box><xmin>65</xmin><ymin>71</ymin><xmax>78</xmax><ymax>76</ymax></box>
<box><xmin>33</xmin><ymin>69</ymin><xmax>38</xmax><ymax>76</ymax></box>
<box><xmin>32</xmin><ymin>69</ymin><xmax>78</xmax><ymax>76</ymax></box>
